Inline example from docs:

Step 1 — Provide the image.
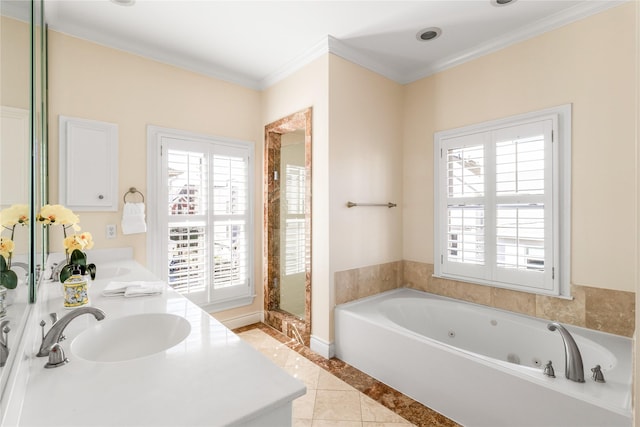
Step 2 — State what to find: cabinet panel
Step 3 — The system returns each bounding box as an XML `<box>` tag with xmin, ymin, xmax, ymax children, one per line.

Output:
<box><xmin>59</xmin><ymin>116</ymin><xmax>118</xmax><ymax>211</ymax></box>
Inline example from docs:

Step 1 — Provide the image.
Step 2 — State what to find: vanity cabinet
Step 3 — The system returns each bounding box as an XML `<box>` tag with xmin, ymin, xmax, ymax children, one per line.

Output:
<box><xmin>59</xmin><ymin>116</ymin><xmax>118</xmax><ymax>211</ymax></box>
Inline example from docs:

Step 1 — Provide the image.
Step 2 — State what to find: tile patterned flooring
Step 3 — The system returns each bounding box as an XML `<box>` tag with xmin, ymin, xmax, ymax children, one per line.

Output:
<box><xmin>235</xmin><ymin>324</ymin><xmax>458</xmax><ymax>427</ymax></box>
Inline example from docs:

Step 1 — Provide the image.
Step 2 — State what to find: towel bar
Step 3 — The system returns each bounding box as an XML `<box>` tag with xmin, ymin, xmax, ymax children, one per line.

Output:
<box><xmin>346</xmin><ymin>201</ymin><xmax>396</xmax><ymax>208</ymax></box>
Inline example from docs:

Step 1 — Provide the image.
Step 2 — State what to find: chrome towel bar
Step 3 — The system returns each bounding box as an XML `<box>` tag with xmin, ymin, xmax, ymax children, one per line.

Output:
<box><xmin>346</xmin><ymin>201</ymin><xmax>397</xmax><ymax>208</ymax></box>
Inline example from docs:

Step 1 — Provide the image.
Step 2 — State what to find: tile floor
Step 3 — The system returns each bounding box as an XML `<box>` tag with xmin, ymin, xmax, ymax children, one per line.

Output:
<box><xmin>237</xmin><ymin>327</ymin><xmax>413</xmax><ymax>427</ymax></box>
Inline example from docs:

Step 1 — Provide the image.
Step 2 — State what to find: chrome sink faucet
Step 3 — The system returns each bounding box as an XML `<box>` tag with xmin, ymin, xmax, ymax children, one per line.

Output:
<box><xmin>37</xmin><ymin>307</ymin><xmax>106</xmax><ymax>357</ymax></box>
<box><xmin>0</xmin><ymin>320</ymin><xmax>10</xmax><ymax>367</ymax></box>
<box><xmin>547</xmin><ymin>322</ymin><xmax>585</xmax><ymax>382</ymax></box>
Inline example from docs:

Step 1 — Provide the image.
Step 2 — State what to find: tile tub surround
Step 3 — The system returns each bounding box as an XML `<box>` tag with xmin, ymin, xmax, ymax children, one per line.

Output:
<box><xmin>235</xmin><ymin>323</ymin><xmax>459</xmax><ymax>427</ymax></box>
<box><xmin>335</xmin><ymin>260</ymin><xmax>635</xmax><ymax>337</ymax></box>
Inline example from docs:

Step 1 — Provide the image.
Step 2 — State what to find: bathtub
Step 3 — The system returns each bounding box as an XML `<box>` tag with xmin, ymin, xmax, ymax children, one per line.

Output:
<box><xmin>334</xmin><ymin>288</ymin><xmax>632</xmax><ymax>427</ymax></box>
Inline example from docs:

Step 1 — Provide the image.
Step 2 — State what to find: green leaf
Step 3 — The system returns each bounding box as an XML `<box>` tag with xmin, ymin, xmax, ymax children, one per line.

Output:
<box><xmin>59</xmin><ymin>264</ymin><xmax>74</xmax><ymax>284</ymax></box>
<box><xmin>87</xmin><ymin>264</ymin><xmax>96</xmax><ymax>280</ymax></box>
<box><xmin>0</xmin><ymin>269</ymin><xmax>18</xmax><ymax>289</ymax></box>
<box><xmin>0</xmin><ymin>256</ymin><xmax>7</xmax><ymax>272</ymax></box>
<box><xmin>69</xmin><ymin>249</ymin><xmax>87</xmax><ymax>266</ymax></box>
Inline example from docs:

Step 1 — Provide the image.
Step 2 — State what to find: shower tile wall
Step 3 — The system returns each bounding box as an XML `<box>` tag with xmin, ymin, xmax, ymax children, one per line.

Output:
<box><xmin>335</xmin><ymin>260</ymin><xmax>635</xmax><ymax>337</ymax></box>
<box><xmin>264</xmin><ymin>108</ymin><xmax>313</xmax><ymax>346</ymax></box>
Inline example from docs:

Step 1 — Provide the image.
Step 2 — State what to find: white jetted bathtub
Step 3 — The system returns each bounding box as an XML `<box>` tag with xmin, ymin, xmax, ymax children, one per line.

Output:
<box><xmin>335</xmin><ymin>288</ymin><xmax>632</xmax><ymax>427</ymax></box>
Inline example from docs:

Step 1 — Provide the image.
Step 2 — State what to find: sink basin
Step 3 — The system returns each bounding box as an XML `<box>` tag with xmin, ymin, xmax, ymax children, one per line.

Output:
<box><xmin>71</xmin><ymin>313</ymin><xmax>191</xmax><ymax>362</ymax></box>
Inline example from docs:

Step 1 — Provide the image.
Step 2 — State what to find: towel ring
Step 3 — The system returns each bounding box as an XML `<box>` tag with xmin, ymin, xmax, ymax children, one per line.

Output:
<box><xmin>123</xmin><ymin>187</ymin><xmax>145</xmax><ymax>203</ymax></box>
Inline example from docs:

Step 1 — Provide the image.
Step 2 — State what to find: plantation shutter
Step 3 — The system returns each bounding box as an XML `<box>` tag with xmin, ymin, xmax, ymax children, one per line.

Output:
<box><xmin>167</xmin><ymin>149</ymin><xmax>208</xmax><ymax>294</ymax></box>
<box><xmin>441</xmin><ymin>132</ymin><xmax>489</xmax><ymax>281</ymax></box>
<box><xmin>284</xmin><ymin>164</ymin><xmax>306</xmax><ymax>276</ymax></box>
<box><xmin>493</xmin><ymin>120</ymin><xmax>553</xmax><ymax>289</ymax></box>
<box><xmin>438</xmin><ymin>117</ymin><xmax>556</xmax><ymax>292</ymax></box>
<box><xmin>164</xmin><ymin>137</ymin><xmax>252</xmax><ymax>307</ymax></box>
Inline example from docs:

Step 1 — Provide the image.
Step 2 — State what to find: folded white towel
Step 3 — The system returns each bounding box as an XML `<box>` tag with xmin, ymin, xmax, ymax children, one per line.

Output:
<box><xmin>103</xmin><ymin>280</ymin><xmax>165</xmax><ymax>297</ymax></box>
<box><xmin>122</xmin><ymin>202</ymin><xmax>147</xmax><ymax>235</ymax></box>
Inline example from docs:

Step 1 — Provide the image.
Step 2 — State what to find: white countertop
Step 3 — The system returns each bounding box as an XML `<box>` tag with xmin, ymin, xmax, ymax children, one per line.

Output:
<box><xmin>9</xmin><ymin>259</ymin><xmax>305</xmax><ymax>426</ymax></box>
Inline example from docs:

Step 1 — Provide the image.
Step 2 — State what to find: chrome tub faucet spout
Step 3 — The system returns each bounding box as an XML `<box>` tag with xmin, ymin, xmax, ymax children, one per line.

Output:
<box><xmin>37</xmin><ymin>307</ymin><xmax>106</xmax><ymax>357</ymax></box>
<box><xmin>547</xmin><ymin>322</ymin><xmax>585</xmax><ymax>383</ymax></box>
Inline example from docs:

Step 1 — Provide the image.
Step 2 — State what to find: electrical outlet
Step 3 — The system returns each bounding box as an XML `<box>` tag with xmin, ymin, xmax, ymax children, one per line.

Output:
<box><xmin>106</xmin><ymin>224</ymin><xmax>117</xmax><ymax>239</ymax></box>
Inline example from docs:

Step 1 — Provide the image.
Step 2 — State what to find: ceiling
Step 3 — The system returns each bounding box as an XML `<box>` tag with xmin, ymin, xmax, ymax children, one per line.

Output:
<box><xmin>7</xmin><ymin>0</ymin><xmax>628</xmax><ymax>90</ymax></box>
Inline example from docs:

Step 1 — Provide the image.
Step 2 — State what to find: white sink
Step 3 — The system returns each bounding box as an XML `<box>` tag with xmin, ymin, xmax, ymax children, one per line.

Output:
<box><xmin>71</xmin><ymin>313</ymin><xmax>191</xmax><ymax>362</ymax></box>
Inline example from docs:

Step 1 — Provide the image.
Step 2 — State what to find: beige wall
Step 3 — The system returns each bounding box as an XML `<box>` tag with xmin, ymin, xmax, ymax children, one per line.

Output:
<box><xmin>47</xmin><ymin>31</ymin><xmax>264</xmax><ymax>318</ymax></box>
<box><xmin>328</xmin><ymin>55</ymin><xmax>404</xmax><ymax>272</ymax></box>
<box><xmin>1</xmin><ymin>16</ymin><xmax>30</xmax><ymax>110</ymax></box>
<box><xmin>403</xmin><ymin>3</ymin><xmax>636</xmax><ymax>293</ymax></box>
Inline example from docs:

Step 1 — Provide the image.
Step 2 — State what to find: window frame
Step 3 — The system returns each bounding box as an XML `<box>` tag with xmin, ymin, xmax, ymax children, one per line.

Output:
<box><xmin>433</xmin><ymin>104</ymin><xmax>571</xmax><ymax>297</ymax></box>
<box><xmin>147</xmin><ymin>126</ymin><xmax>255</xmax><ymax>312</ymax></box>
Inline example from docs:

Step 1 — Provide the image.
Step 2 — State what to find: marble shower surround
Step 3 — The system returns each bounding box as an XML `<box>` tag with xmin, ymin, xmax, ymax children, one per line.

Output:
<box><xmin>264</xmin><ymin>108</ymin><xmax>313</xmax><ymax>346</ymax></box>
<box><xmin>335</xmin><ymin>260</ymin><xmax>635</xmax><ymax>337</ymax></box>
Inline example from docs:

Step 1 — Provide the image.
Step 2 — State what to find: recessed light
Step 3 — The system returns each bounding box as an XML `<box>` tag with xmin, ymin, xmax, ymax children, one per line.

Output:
<box><xmin>110</xmin><ymin>0</ymin><xmax>135</xmax><ymax>6</ymax></box>
<box><xmin>491</xmin><ymin>0</ymin><xmax>517</xmax><ymax>6</ymax></box>
<box><xmin>416</xmin><ymin>27</ymin><xmax>442</xmax><ymax>42</ymax></box>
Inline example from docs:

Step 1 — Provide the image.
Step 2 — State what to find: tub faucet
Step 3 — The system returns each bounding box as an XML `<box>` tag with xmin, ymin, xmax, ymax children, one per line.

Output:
<box><xmin>37</xmin><ymin>307</ymin><xmax>106</xmax><ymax>357</ymax></box>
<box><xmin>547</xmin><ymin>322</ymin><xmax>585</xmax><ymax>383</ymax></box>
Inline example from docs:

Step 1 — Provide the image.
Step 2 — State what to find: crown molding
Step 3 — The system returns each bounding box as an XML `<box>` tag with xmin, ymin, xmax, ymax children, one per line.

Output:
<box><xmin>400</xmin><ymin>0</ymin><xmax>629</xmax><ymax>84</ymax></box>
<box><xmin>326</xmin><ymin>35</ymin><xmax>408</xmax><ymax>83</ymax></box>
<box><xmin>259</xmin><ymin>36</ymin><xmax>330</xmax><ymax>90</ymax></box>
<box><xmin>47</xmin><ymin>23</ymin><xmax>263</xmax><ymax>91</ymax></box>
<box><xmin>258</xmin><ymin>0</ymin><xmax>629</xmax><ymax>89</ymax></box>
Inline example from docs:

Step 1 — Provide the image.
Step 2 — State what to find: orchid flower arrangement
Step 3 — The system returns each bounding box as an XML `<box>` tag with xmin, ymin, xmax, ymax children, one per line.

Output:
<box><xmin>36</xmin><ymin>204</ymin><xmax>96</xmax><ymax>283</ymax></box>
<box><xmin>0</xmin><ymin>204</ymin><xmax>29</xmax><ymax>289</ymax></box>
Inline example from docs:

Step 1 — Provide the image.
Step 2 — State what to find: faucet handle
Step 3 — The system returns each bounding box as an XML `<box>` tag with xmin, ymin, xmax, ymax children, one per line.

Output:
<box><xmin>591</xmin><ymin>365</ymin><xmax>605</xmax><ymax>383</ymax></box>
<box><xmin>0</xmin><ymin>324</ymin><xmax>9</xmax><ymax>347</ymax></box>
<box><xmin>0</xmin><ymin>325</ymin><xmax>9</xmax><ymax>367</ymax></box>
<box><xmin>543</xmin><ymin>360</ymin><xmax>555</xmax><ymax>378</ymax></box>
<box><xmin>44</xmin><ymin>343</ymin><xmax>68</xmax><ymax>369</ymax></box>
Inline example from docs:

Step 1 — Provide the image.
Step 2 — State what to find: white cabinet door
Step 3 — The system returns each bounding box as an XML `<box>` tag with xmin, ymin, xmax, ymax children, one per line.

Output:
<box><xmin>59</xmin><ymin>116</ymin><xmax>118</xmax><ymax>211</ymax></box>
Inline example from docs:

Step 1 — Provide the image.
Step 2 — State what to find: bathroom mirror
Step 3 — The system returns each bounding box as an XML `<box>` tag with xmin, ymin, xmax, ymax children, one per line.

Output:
<box><xmin>264</xmin><ymin>108</ymin><xmax>312</xmax><ymax>345</ymax></box>
<box><xmin>279</xmin><ymin>130</ymin><xmax>306</xmax><ymax>318</ymax></box>
<box><xmin>0</xmin><ymin>0</ymin><xmax>48</xmax><ymax>395</ymax></box>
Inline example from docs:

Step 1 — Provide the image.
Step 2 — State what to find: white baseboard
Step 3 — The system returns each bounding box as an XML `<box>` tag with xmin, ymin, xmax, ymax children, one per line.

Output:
<box><xmin>214</xmin><ymin>311</ymin><xmax>263</xmax><ymax>330</ymax></box>
<box><xmin>310</xmin><ymin>335</ymin><xmax>335</xmax><ymax>359</ymax></box>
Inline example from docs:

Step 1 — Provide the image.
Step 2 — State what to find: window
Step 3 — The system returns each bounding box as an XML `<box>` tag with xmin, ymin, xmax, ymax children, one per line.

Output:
<box><xmin>148</xmin><ymin>127</ymin><xmax>254</xmax><ymax>311</ymax></box>
<box><xmin>434</xmin><ymin>105</ymin><xmax>571</xmax><ymax>297</ymax></box>
<box><xmin>284</xmin><ymin>164</ymin><xmax>306</xmax><ymax>276</ymax></box>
